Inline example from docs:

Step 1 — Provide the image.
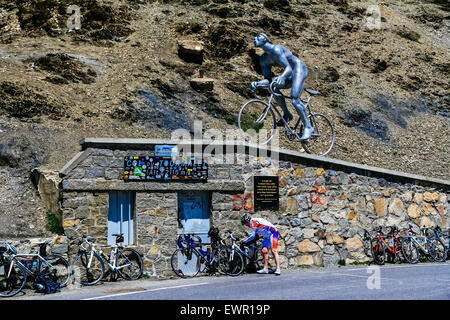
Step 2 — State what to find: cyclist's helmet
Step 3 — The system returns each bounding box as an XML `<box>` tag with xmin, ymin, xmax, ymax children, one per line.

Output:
<box><xmin>241</xmin><ymin>213</ymin><xmax>251</xmax><ymax>226</ymax></box>
<box><xmin>256</xmin><ymin>32</ymin><xmax>269</xmax><ymax>43</ymax></box>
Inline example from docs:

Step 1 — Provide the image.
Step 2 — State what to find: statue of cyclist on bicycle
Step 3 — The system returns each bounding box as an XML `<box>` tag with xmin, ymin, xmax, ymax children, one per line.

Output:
<box><xmin>250</xmin><ymin>33</ymin><xmax>313</xmax><ymax>141</ymax></box>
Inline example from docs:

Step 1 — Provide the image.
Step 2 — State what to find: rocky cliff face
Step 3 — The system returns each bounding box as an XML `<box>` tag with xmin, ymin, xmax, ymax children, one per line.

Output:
<box><xmin>0</xmin><ymin>0</ymin><xmax>448</xmax><ymax>237</ymax></box>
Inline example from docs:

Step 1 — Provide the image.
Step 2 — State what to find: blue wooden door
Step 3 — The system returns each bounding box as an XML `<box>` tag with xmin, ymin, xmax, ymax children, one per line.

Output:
<box><xmin>178</xmin><ymin>191</ymin><xmax>211</xmax><ymax>241</ymax></box>
<box><xmin>108</xmin><ymin>191</ymin><xmax>134</xmax><ymax>245</ymax></box>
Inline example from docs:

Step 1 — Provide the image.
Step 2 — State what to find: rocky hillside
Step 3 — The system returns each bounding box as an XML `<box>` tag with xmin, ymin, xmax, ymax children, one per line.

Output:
<box><xmin>0</xmin><ymin>0</ymin><xmax>448</xmax><ymax>237</ymax></box>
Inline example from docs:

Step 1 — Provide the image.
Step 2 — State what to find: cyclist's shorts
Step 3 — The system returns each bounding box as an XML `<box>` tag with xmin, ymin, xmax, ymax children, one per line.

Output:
<box><xmin>262</xmin><ymin>231</ymin><xmax>279</xmax><ymax>249</ymax></box>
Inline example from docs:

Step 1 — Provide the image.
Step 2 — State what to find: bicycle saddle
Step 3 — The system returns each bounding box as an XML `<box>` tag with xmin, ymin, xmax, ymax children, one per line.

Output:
<box><xmin>305</xmin><ymin>88</ymin><xmax>320</xmax><ymax>95</ymax></box>
<box><xmin>112</xmin><ymin>233</ymin><xmax>124</xmax><ymax>243</ymax></box>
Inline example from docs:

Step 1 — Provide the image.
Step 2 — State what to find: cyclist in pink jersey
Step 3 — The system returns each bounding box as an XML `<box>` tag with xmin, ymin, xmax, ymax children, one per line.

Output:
<box><xmin>241</xmin><ymin>214</ymin><xmax>281</xmax><ymax>275</ymax></box>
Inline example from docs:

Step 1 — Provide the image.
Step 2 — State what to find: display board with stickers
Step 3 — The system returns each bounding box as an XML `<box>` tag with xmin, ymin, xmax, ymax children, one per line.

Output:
<box><xmin>123</xmin><ymin>156</ymin><xmax>208</xmax><ymax>181</ymax></box>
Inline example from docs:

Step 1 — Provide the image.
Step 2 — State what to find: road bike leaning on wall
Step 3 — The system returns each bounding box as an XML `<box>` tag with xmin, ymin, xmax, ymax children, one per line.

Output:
<box><xmin>171</xmin><ymin>227</ymin><xmax>244</xmax><ymax>278</ymax></box>
<box><xmin>430</xmin><ymin>226</ymin><xmax>449</xmax><ymax>261</ymax></box>
<box><xmin>238</xmin><ymin>81</ymin><xmax>335</xmax><ymax>156</ymax></box>
<box><xmin>421</xmin><ymin>226</ymin><xmax>447</xmax><ymax>262</ymax></box>
<box><xmin>401</xmin><ymin>225</ymin><xmax>446</xmax><ymax>263</ymax></box>
<box><xmin>0</xmin><ymin>241</ymin><xmax>70</xmax><ymax>297</ymax></box>
<box><xmin>71</xmin><ymin>234</ymin><xmax>143</xmax><ymax>286</ymax></box>
<box><xmin>222</xmin><ymin>230</ymin><xmax>268</xmax><ymax>273</ymax></box>
<box><xmin>365</xmin><ymin>226</ymin><xmax>406</xmax><ymax>265</ymax></box>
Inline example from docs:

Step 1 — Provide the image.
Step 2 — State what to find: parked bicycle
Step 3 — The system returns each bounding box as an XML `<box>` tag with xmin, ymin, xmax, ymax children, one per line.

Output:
<box><xmin>431</xmin><ymin>226</ymin><xmax>449</xmax><ymax>260</ymax></box>
<box><xmin>222</xmin><ymin>230</ymin><xmax>267</xmax><ymax>273</ymax></box>
<box><xmin>171</xmin><ymin>227</ymin><xmax>243</xmax><ymax>278</ymax></box>
<box><xmin>0</xmin><ymin>241</ymin><xmax>70</xmax><ymax>297</ymax></box>
<box><xmin>238</xmin><ymin>81</ymin><xmax>335</xmax><ymax>156</ymax></box>
<box><xmin>365</xmin><ymin>226</ymin><xmax>406</xmax><ymax>265</ymax></box>
<box><xmin>422</xmin><ymin>226</ymin><xmax>447</xmax><ymax>262</ymax></box>
<box><xmin>401</xmin><ymin>225</ymin><xmax>445</xmax><ymax>263</ymax></box>
<box><xmin>71</xmin><ymin>234</ymin><xmax>143</xmax><ymax>286</ymax></box>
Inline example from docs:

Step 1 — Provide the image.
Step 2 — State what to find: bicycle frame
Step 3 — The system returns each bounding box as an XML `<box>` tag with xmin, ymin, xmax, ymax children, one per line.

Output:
<box><xmin>7</xmin><ymin>246</ymin><xmax>56</xmax><ymax>278</ymax></box>
<box><xmin>408</xmin><ymin>234</ymin><xmax>430</xmax><ymax>254</ymax></box>
<box><xmin>371</xmin><ymin>226</ymin><xmax>404</xmax><ymax>260</ymax></box>
<box><xmin>376</xmin><ymin>235</ymin><xmax>399</xmax><ymax>254</ymax></box>
<box><xmin>177</xmin><ymin>235</ymin><xmax>219</xmax><ymax>266</ymax></box>
<box><xmin>263</xmin><ymin>91</ymin><xmax>317</xmax><ymax>138</ymax></box>
<box><xmin>234</xmin><ymin>239</ymin><xmax>256</xmax><ymax>260</ymax></box>
<box><xmin>434</xmin><ymin>229</ymin><xmax>449</xmax><ymax>251</ymax></box>
<box><xmin>83</xmin><ymin>243</ymin><xmax>131</xmax><ymax>272</ymax></box>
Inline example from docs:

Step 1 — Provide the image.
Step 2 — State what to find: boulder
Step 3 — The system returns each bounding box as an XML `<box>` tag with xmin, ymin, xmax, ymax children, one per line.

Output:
<box><xmin>388</xmin><ymin>198</ymin><xmax>404</xmax><ymax>216</ymax></box>
<box><xmin>407</xmin><ymin>204</ymin><xmax>420</xmax><ymax>218</ymax></box>
<box><xmin>326</xmin><ymin>233</ymin><xmax>344</xmax><ymax>245</ymax></box>
<box><xmin>345</xmin><ymin>237</ymin><xmax>363</xmax><ymax>251</ymax></box>
<box><xmin>423</xmin><ymin>192</ymin><xmax>439</xmax><ymax>203</ymax></box>
<box><xmin>297</xmin><ymin>255</ymin><xmax>314</xmax><ymax>266</ymax></box>
<box><xmin>299</xmin><ymin>239</ymin><xmax>320</xmax><ymax>253</ymax></box>
<box><xmin>178</xmin><ymin>40</ymin><xmax>204</xmax><ymax>64</ymax></box>
<box><xmin>190</xmin><ymin>77</ymin><xmax>214</xmax><ymax>92</ymax></box>
<box><xmin>374</xmin><ymin>198</ymin><xmax>388</xmax><ymax>217</ymax></box>
<box><xmin>420</xmin><ymin>203</ymin><xmax>437</xmax><ymax>216</ymax></box>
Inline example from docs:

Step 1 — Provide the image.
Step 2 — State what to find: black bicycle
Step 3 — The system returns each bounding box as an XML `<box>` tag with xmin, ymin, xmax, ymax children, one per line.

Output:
<box><xmin>431</xmin><ymin>226</ymin><xmax>449</xmax><ymax>260</ymax></box>
<box><xmin>222</xmin><ymin>230</ymin><xmax>267</xmax><ymax>273</ymax></box>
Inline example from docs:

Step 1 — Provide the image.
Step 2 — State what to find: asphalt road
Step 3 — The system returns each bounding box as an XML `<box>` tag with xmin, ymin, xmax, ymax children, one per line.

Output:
<box><xmin>11</xmin><ymin>262</ymin><xmax>449</xmax><ymax>301</ymax></box>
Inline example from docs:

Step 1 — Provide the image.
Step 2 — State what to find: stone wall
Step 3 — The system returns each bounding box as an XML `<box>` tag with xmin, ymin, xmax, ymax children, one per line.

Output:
<box><xmin>211</xmin><ymin>156</ymin><xmax>449</xmax><ymax>268</ymax></box>
<box><xmin>61</xmin><ymin>191</ymin><xmax>109</xmax><ymax>257</ymax></box>
<box><xmin>135</xmin><ymin>192</ymin><xmax>178</xmax><ymax>277</ymax></box>
<box><xmin>0</xmin><ymin>235</ymin><xmax>69</xmax><ymax>258</ymax></box>
<box><xmin>59</xmin><ymin>139</ymin><xmax>449</xmax><ymax>277</ymax></box>
<box><xmin>60</xmin><ymin>146</ymin><xmax>245</xmax><ymax>274</ymax></box>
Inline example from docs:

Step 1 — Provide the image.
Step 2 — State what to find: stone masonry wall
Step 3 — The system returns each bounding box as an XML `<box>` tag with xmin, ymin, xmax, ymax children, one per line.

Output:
<box><xmin>60</xmin><ymin>147</ymin><xmax>245</xmax><ymax>274</ymax></box>
<box><xmin>135</xmin><ymin>192</ymin><xmax>178</xmax><ymax>277</ymax></box>
<box><xmin>211</xmin><ymin>156</ymin><xmax>449</xmax><ymax>268</ymax></box>
<box><xmin>61</xmin><ymin>191</ymin><xmax>109</xmax><ymax>258</ymax></box>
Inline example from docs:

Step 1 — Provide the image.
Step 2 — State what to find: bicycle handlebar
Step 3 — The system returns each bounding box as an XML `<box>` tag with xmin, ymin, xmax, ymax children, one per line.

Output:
<box><xmin>0</xmin><ymin>243</ymin><xmax>17</xmax><ymax>255</ymax></box>
<box><xmin>408</xmin><ymin>225</ymin><xmax>417</xmax><ymax>234</ymax></box>
<box><xmin>225</xmin><ymin>230</ymin><xmax>238</xmax><ymax>241</ymax></box>
<box><xmin>269</xmin><ymin>81</ymin><xmax>284</xmax><ymax>97</ymax></box>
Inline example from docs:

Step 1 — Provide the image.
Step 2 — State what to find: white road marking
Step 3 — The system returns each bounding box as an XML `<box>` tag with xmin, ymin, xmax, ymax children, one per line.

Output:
<box><xmin>344</xmin><ymin>262</ymin><xmax>450</xmax><ymax>272</ymax></box>
<box><xmin>338</xmin><ymin>273</ymin><xmax>401</xmax><ymax>283</ymax></box>
<box><xmin>83</xmin><ymin>282</ymin><xmax>209</xmax><ymax>300</ymax></box>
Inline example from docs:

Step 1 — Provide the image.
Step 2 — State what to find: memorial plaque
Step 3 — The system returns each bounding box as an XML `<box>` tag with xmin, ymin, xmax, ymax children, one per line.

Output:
<box><xmin>253</xmin><ymin>176</ymin><xmax>279</xmax><ymax>211</ymax></box>
<box><xmin>124</xmin><ymin>156</ymin><xmax>207</xmax><ymax>181</ymax></box>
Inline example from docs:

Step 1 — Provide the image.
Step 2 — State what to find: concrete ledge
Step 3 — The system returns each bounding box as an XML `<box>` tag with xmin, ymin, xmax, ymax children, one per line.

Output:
<box><xmin>59</xmin><ymin>149</ymin><xmax>93</xmax><ymax>178</ymax></box>
<box><xmin>61</xmin><ymin>179</ymin><xmax>245</xmax><ymax>192</ymax></box>
<box><xmin>76</xmin><ymin>138</ymin><xmax>450</xmax><ymax>188</ymax></box>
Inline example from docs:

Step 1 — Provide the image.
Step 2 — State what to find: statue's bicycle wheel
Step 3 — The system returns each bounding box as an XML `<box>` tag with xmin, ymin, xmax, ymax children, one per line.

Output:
<box><xmin>238</xmin><ymin>99</ymin><xmax>277</xmax><ymax>145</ymax></box>
<box><xmin>299</xmin><ymin>113</ymin><xmax>335</xmax><ymax>156</ymax></box>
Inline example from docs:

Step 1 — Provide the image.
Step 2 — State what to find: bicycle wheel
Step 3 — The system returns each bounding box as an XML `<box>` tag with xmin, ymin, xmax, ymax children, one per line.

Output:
<box><xmin>428</xmin><ymin>237</ymin><xmax>447</xmax><ymax>262</ymax></box>
<box><xmin>71</xmin><ymin>251</ymin><xmax>105</xmax><ymax>285</ymax></box>
<box><xmin>116</xmin><ymin>248</ymin><xmax>143</xmax><ymax>280</ymax></box>
<box><xmin>370</xmin><ymin>239</ymin><xmax>386</xmax><ymax>265</ymax></box>
<box><xmin>0</xmin><ymin>261</ymin><xmax>27</xmax><ymax>297</ymax></box>
<box><xmin>238</xmin><ymin>99</ymin><xmax>277</xmax><ymax>145</ymax></box>
<box><xmin>218</xmin><ymin>246</ymin><xmax>244</xmax><ymax>276</ymax></box>
<box><xmin>171</xmin><ymin>247</ymin><xmax>201</xmax><ymax>278</ymax></box>
<box><xmin>40</xmin><ymin>255</ymin><xmax>70</xmax><ymax>287</ymax></box>
<box><xmin>300</xmin><ymin>113</ymin><xmax>335</xmax><ymax>156</ymax></box>
<box><xmin>401</xmin><ymin>238</ymin><xmax>419</xmax><ymax>264</ymax></box>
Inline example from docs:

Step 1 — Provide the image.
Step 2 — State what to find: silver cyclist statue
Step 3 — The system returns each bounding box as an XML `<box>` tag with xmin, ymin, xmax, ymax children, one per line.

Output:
<box><xmin>250</xmin><ymin>33</ymin><xmax>313</xmax><ymax>141</ymax></box>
